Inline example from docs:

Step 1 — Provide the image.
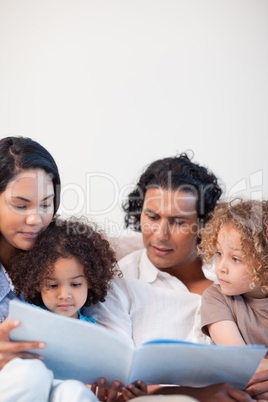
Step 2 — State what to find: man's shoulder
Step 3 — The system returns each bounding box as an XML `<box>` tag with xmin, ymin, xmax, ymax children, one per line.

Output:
<box><xmin>118</xmin><ymin>248</ymin><xmax>145</xmax><ymax>278</ymax></box>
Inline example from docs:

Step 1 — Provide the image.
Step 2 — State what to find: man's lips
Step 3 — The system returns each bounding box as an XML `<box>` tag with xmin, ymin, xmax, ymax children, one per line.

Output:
<box><xmin>151</xmin><ymin>244</ymin><xmax>173</xmax><ymax>256</ymax></box>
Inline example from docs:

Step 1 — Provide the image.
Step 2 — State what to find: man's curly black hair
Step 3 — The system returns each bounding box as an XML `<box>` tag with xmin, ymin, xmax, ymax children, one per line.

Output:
<box><xmin>123</xmin><ymin>153</ymin><xmax>222</xmax><ymax>232</ymax></box>
<box><xmin>9</xmin><ymin>218</ymin><xmax>121</xmax><ymax>307</ymax></box>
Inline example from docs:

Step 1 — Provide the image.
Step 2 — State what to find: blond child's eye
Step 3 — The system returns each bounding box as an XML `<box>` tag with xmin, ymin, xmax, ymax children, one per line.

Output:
<box><xmin>233</xmin><ymin>257</ymin><xmax>241</xmax><ymax>263</ymax></box>
<box><xmin>216</xmin><ymin>251</ymin><xmax>222</xmax><ymax>257</ymax></box>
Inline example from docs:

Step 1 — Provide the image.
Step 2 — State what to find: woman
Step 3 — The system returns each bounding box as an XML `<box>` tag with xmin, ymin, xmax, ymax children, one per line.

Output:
<box><xmin>0</xmin><ymin>136</ymin><xmax>60</xmax><ymax>321</ymax></box>
<box><xmin>0</xmin><ymin>136</ymin><xmax>62</xmax><ymax>399</ymax></box>
<box><xmin>0</xmin><ymin>137</ymin><xmax>144</xmax><ymax>402</ymax></box>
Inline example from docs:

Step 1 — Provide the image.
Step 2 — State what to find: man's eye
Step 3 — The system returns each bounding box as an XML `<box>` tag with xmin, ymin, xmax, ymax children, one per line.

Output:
<box><xmin>147</xmin><ymin>214</ymin><xmax>158</xmax><ymax>220</ymax></box>
<box><xmin>173</xmin><ymin>220</ymin><xmax>186</xmax><ymax>226</ymax></box>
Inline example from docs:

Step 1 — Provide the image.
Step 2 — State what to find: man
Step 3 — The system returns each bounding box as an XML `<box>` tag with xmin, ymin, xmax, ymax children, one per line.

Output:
<box><xmin>86</xmin><ymin>153</ymin><xmax>222</xmax><ymax>345</ymax></box>
<box><xmin>85</xmin><ymin>154</ymin><xmax>261</xmax><ymax>401</ymax></box>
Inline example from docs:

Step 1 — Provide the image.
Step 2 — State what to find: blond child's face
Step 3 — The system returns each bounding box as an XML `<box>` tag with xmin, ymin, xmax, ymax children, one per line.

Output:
<box><xmin>41</xmin><ymin>257</ymin><xmax>88</xmax><ymax>318</ymax></box>
<box><xmin>215</xmin><ymin>224</ymin><xmax>264</xmax><ymax>298</ymax></box>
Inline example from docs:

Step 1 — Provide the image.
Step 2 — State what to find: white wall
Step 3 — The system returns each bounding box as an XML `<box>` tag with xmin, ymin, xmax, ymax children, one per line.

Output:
<box><xmin>0</xmin><ymin>0</ymin><xmax>267</xmax><ymax>236</ymax></box>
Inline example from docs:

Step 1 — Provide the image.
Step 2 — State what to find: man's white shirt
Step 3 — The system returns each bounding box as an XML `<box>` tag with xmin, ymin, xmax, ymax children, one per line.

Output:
<box><xmin>85</xmin><ymin>249</ymin><xmax>215</xmax><ymax>346</ymax></box>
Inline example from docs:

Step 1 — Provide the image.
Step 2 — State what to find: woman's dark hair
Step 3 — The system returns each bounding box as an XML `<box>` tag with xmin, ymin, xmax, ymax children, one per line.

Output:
<box><xmin>0</xmin><ymin>136</ymin><xmax>61</xmax><ymax>213</ymax></box>
<box><xmin>9</xmin><ymin>217</ymin><xmax>121</xmax><ymax>306</ymax></box>
<box><xmin>123</xmin><ymin>153</ymin><xmax>222</xmax><ymax>231</ymax></box>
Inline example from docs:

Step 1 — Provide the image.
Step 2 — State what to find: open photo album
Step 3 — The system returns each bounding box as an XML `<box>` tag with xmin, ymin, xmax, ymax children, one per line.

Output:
<box><xmin>9</xmin><ymin>299</ymin><xmax>267</xmax><ymax>388</ymax></box>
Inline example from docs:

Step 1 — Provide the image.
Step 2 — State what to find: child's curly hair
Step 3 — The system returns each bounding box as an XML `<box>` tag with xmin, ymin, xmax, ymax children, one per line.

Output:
<box><xmin>198</xmin><ymin>199</ymin><xmax>268</xmax><ymax>293</ymax></box>
<box><xmin>9</xmin><ymin>217</ymin><xmax>121</xmax><ymax>306</ymax></box>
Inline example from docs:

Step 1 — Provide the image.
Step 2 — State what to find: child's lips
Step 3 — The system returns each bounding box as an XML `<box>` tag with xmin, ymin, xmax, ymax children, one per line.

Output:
<box><xmin>219</xmin><ymin>278</ymin><xmax>229</xmax><ymax>284</ymax></box>
<box><xmin>57</xmin><ymin>304</ymin><xmax>73</xmax><ymax>308</ymax></box>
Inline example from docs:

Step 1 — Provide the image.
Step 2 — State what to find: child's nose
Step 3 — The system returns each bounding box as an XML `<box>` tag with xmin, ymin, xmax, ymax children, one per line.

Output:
<box><xmin>58</xmin><ymin>287</ymin><xmax>71</xmax><ymax>299</ymax></box>
<box><xmin>218</xmin><ymin>258</ymin><xmax>228</xmax><ymax>273</ymax></box>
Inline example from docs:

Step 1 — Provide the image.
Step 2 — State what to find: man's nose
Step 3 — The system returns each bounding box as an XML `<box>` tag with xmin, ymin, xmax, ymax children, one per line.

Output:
<box><xmin>154</xmin><ymin>219</ymin><xmax>170</xmax><ymax>240</ymax></box>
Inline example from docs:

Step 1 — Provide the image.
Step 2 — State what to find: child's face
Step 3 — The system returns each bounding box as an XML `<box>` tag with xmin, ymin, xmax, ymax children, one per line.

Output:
<box><xmin>41</xmin><ymin>257</ymin><xmax>88</xmax><ymax>318</ymax></box>
<box><xmin>215</xmin><ymin>224</ymin><xmax>263</xmax><ymax>298</ymax></box>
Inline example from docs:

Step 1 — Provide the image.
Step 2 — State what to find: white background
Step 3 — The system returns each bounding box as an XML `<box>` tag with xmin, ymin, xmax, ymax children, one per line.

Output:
<box><xmin>0</xmin><ymin>0</ymin><xmax>267</xmax><ymax>236</ymax></box>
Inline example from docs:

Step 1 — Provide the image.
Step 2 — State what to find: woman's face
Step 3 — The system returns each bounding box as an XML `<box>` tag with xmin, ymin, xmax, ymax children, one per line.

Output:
<box><xmin>0</xmin><ymin>169</ymin><xmax>54</xmax><ymax>251</ymax></box>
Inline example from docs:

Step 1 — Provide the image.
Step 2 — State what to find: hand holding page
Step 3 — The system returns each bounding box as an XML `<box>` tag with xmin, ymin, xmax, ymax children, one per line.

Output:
<box><xmin>9</xmin><ymin>299</ymin><xmax>267</xmax><ymax>388</ymax></box>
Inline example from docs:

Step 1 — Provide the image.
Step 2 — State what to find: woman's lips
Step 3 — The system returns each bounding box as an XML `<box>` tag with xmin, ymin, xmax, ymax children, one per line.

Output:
<box><xmin>20</xmin><ymin>232</ymin><xmax>39</xmax><ymax>239</ymax></box>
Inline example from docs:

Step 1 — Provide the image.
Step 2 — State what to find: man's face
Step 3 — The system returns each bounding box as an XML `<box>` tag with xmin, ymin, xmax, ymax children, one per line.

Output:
<box><xmin>140</xmin><ymin>188</ymin><xmax>199</xmax><ymax>272</ymax></box>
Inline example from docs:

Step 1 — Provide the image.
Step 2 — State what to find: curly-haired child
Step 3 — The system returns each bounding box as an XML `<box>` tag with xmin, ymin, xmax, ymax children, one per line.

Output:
<box><xmin>198</xmin><ymin>199</ymin><xmax>268</xmax><ymax>348</ymax></box>
<box><xmin>8</xmin><ymin>218</ymin><xmax>147</xmax><ymax>402</ymax></box>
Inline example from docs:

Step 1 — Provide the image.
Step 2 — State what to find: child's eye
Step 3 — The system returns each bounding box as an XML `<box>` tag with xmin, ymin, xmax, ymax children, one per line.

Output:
<box><xmin>71</xmin><ymin>283</ymin><xmax>82</xmax><ymax>287</ymax></box>
<box><xmin>216</xmin><ymin>251</ymin><xmax>222</xmax><ymax>257</ymax></box>
<box><xmin>49</xmin><ymin>284</ymin><xmax>58</xmax><ymax>289</ymax></box>
<box><xmin>233</xmin><ymin>257</ymin><xmax>241</xmax><ymax>263</ymax></box>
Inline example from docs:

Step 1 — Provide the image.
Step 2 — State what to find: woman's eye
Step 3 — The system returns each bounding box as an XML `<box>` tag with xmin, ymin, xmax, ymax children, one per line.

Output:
<box><xmin>41</xmin><ymin>204</ymin><xmax>52</xmax><ymax>210</ymax></box>
<box><xmin>12</xmin><ymin>204</ymin><xmax>26</xmax><ymax>210</ymax></box>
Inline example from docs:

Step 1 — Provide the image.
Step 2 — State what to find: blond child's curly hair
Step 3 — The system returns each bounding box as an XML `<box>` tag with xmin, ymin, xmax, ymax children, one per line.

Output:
<box><xmin>198</xmin><ymin>199</ymin><xmax>268</xmax><ymax>293</ymax></box>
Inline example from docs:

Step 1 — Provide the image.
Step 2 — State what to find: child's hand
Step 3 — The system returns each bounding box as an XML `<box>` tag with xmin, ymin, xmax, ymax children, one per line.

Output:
<box><xmin>120</xmin><ymin>380</ymin><xmax>147</xmax><ymax>401</ymax></box>
<box><xmin>91</xmin><ymin>378</ymin><xmax>120</xmax><ymax>401</ymax></box>
<box><xmin>91</xmin><ymin>378</ymin><xmax>147</xmax><ymax>401</ymax></box>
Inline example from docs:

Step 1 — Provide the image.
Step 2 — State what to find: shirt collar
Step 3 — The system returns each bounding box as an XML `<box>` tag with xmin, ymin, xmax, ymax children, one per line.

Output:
<box><xmin>138</xmin><ymin>249</ymin><xmax>216</xmax><ymax>285</ymax></box>
<box><xmin>138</xmin><ymin>250</ymin><xmax>160</xmax><ymax>283</ymax></box>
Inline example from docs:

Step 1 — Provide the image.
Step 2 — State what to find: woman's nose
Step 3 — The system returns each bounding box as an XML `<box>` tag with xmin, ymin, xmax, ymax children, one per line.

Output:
<box><xmin>25</xmin><ymin>211</ymin><xmax>42</xmax><ymax>226</ymax></box>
